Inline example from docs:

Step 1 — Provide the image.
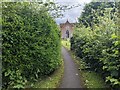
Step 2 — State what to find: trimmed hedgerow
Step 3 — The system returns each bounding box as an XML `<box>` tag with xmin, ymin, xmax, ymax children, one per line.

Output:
<box><xmin>2</xmin><ymin>2</ymin><xmax>61</xmax><ymax>88</ymax></box>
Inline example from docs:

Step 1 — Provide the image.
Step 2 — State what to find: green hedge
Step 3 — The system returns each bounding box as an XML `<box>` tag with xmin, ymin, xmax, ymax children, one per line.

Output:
<box><xmin>2</xmin><ymin>2</ymin><xmax>61</xmax><ymax>88</ymax></box>
<box><xmin>71</xmin><ymin>8</ymin><xmax>120</xmax><ymax>88</ymax></box>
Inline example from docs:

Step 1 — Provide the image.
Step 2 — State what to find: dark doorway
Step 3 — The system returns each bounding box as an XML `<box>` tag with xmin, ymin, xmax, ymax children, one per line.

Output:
<box><xmin>66</xmin><ymin>30</ymin><xmax>69</xmax><ymax>38</ymax></box>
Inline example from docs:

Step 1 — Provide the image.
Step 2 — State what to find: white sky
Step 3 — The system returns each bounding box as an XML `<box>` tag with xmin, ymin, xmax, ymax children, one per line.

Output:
<box><xmin>54</xmin><ymin>0</ymin><xmax>92</xmax><ymax>24</ymax></box>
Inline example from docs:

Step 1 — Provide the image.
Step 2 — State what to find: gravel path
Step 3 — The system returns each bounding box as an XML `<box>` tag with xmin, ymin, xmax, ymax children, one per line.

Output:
<box><xmin>59</xmin><ymin>47</ymin><xmax>82</xmax><ymax>88</ymax></box>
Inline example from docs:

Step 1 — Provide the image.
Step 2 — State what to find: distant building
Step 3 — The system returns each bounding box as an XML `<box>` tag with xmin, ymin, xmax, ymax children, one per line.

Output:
<box><xmin>60</xmin><ymin>20</ymin><xmax>75</xmax><ymax>39</ymax></box>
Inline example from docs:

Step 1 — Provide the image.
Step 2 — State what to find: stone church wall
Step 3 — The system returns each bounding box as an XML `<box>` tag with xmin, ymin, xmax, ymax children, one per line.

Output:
<box><xmin>60</xmin><ymin>20</ymin><xmax>74</xmax><ymax>39</ymax></box>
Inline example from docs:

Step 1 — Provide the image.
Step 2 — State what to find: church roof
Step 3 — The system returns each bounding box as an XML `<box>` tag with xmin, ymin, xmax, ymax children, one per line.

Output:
<box><xmin>60</xmin><ymin>20</ymin><xmax>75</xmax><ymax>28</ymax></box>
<box><xmin>66</xmin><ymin>19</ymin><xmax>70</xmax><ymax>23</ymax></box>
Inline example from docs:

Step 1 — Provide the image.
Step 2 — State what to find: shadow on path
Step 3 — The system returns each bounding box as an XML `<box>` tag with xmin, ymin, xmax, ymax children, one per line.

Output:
<box><xmin>59</xmin><ymin>47</ymin><xmax>82</xmax><ymax>88</ymax></box>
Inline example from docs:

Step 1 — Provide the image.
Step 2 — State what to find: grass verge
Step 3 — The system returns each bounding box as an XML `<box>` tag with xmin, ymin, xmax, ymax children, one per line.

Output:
<box><xmin>71</xmin><ymin>53</ymin><xmax>109</xmax><ymax>88</ymax></box>
<box><xmin>61</xmin><ymin>39</ymin><xmax>70</xmax><ymax>50</ymax></box>
<box><xmin>26</xmin><ymin>59</ymin><xmax>64</xmax><ymax>88</ymax></box>
<box><xmin>34</xmin><ymin>59</ymin><xmax>64</xmax><ymax>88</ymax></box>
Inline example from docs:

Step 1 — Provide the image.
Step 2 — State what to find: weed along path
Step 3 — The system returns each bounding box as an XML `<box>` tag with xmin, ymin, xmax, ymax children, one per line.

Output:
<box><xmin>59</xmin><ymin>46</ymin><xmax>82</xmax><ymax>88</ymax></box>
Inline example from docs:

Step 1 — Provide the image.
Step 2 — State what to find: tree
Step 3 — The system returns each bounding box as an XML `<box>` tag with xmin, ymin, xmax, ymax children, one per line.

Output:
<box><xmin>78</xmin><ymin>2</ymin><xmax>116</xmax><ymax>28</ymax></box>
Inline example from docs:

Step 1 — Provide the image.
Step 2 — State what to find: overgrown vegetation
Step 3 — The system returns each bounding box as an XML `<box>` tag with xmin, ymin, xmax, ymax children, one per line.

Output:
<box><xmin>71</xmin><ymin>2</ymin><xmax>120</xmax><ymax>89</ymax></box>
<box><xmin>2</xmin><ymin>2</ymin><xmax>61</xmax><ymax>89</ymax></box>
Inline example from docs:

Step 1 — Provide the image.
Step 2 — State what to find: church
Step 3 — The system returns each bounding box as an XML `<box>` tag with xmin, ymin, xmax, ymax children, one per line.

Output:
<box><xmin>60</xmin><ymin>20</ymin><xmax>75</xmax><ymax>39</ymax></box>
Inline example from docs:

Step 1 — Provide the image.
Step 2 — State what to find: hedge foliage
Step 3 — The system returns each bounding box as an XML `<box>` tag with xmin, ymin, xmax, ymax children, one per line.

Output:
<box><xmin>71</xmin><ymin>7</ymin><xmax>120</xmax><ymax>88</ymax></box>
<box><xmin>2</xmin><ymin>2</ymin><xmax>61</xmax><ymax>88</ymax></box>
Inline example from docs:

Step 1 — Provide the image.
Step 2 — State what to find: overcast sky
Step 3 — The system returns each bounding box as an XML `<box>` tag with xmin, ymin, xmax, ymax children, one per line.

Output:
<box><xmin>54</xmin><ymin>0</ymin><xmax>92</xmax><ymax>24</ymax></box>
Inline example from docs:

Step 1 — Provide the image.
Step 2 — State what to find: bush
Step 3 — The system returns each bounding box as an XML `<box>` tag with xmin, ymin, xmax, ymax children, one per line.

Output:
<box><xmin>71</xmin><ymin>8</ymin><xmax>120</xmax><ymax>88</ymax></box>
<box><xmin>2</xmin><ymin>2</ymin><xmax>61</xmax><ymax>88</ymax></box>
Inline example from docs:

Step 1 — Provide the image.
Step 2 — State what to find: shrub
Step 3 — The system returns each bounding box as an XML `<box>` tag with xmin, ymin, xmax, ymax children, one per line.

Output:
<box><xmin>2</xmin><ymin>2</ymin><xmax>61</xmax><ymax>88</ymax></box>
<box><xmin>71</xmin><ymin>8</ymin><xmax>120</xmax><ymax>88</ymax></box>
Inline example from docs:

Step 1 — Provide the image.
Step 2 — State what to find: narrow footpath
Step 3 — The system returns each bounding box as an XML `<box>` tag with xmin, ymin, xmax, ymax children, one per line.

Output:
<box><xmin>59</xmin><ymin>47</ymin><xmax>82</xmax><ymax>88</ymax></box>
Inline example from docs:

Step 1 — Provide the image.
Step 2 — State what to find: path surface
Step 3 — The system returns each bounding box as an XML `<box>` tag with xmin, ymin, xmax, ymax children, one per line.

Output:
<box><xmin>59</xmin><ymin>47</ymin><xmax>82</xmax><ymax>88</ymax></box>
